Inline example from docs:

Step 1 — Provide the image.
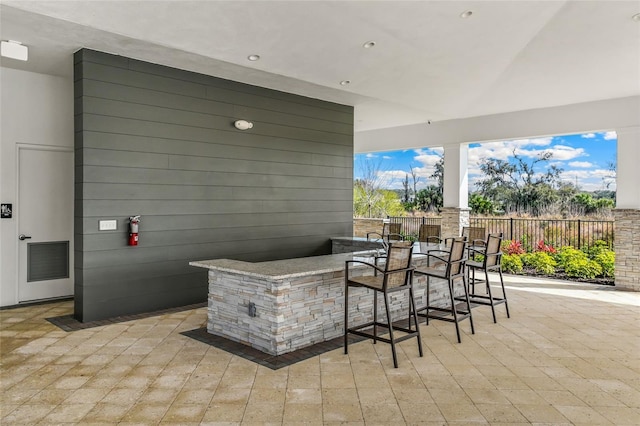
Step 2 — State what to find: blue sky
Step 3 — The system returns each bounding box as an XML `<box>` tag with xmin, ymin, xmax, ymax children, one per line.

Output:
<box><xmin>354</xmin><ymin>131</ymin><xmax>617</xmax><ymax>193</ymax></box>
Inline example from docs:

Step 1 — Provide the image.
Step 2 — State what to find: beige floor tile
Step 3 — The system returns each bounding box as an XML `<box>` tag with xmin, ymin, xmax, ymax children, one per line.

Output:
<box><xmin>283</xmin><ymin>402</ymin><xmax>323</xmax><ymax>422</ymax></box>
<box><xmin>119</xmin><ymin>402</ymin><xmax>170</xmax><ymax>423</ymax></box>
<box><xmin>285</xmin><ymin>387</ymin><xmax>322</xmax><ymax>404</ymax></box>
<box><xmin>241</xmin><ymin>401</ymin><xmax>284</xmax><ymax>423</ymax></box>
<box><xmin>201</xmin><ymin>402</ymin><xmax>247</xmax><ymax>422</ymax></box>
<box><xmin>42</xmin><ymin>404</ymin><xmax>95</xmax><ymax>424</ymax></box>
<box><xmin>322</xmin><ymin>403</ymin><xmax>364</xmax><ymax>422</ymax></box>
<box><xmin>360</xmin><ymin>402</ymin><xmax>405</xmax><ymax>423</ymax></box>
<box><xmin>593</xmin><ymin>405</ymin><xmax>640</xmax><ymax>425</ymax></box>
<box><xmin>515</xmin><ymin>403</ymin><xmax>570</xmax><ymax>423</ymax></box>
<box><xmin>501</xmin><ymin>388</ymin><xmax>549</xmax><ymax>405</ymax></box>
<box><xmin>436</xmin><ymin>402</ymin><xmax>487</xmax><ymax>423</ymax></box>
<box><xmin>288</xmin><ymin>374</ymin><xmax>321</xmax><ymax>389</ymax></box>
<box><xmin>211</xmin><ymin>386</ymin><xmax>252</xmax><ymax>404</ymax></box>
<box><xmin>321</xmin><ymin>388</ymin><xmax>360</xmax><ymax>406</ymax></box>
<box><xmin>474</xmin><ymin>403</ymin><xmax>529</xmax><ymax>423</ymax></box>
<box><xmin>536</xmin><ymin>389</ymin><xmax>587</xmax><ymax>406</ymax></box>
<box><xmin>428</xmin><ymin>387</ymin><xmax>473</xmax><ymax>405</ymax></box>
<box><xmin>555</xmin><ymin>405</ymin><xmax>614</xmax><ymax>425</ymax></box>
<box><xmin>398</xmin><ymin>401</ymin><xmax>445</xmax><ymax>423</ymax></box>
<box><xmin>173</xmin><ymin>388</ymin><xmax>215</xmax><ymax>405</ymax></box>
<box><xmin>321</xmin><ymin>372</ymin><xmax>356</xmax><ymax>388</ymax></box>
<box><xmin>162</xmin><ymin>403</ymin><xmax>207</xmax><ymax>423</ymax></box>
<box><xmin>357</xmin><ymin>386</ymin><xmax>396</xmax><ymax>406</ymax></box>
<box><xmin>0</xmin><ymin>403</ymin><xmax>55</xmax><ymax>424</ymax></box>
<box><xmin>573</xmin><ymin>389</ymin><xmax>627</xmax><ymax>407</ymax></box>
<box><xmin>81</xmin><ymin>402</ymin><xmax>132</xmax><ymax>423</ymax></box>
<box><xmin>465</xmin><ymin>387</ymin><xmax>511</xmax><ymax>404</ymax></box>
<box><xmin>392</xmin><ymin>387</ymin><xmax>434</xmax><ymax>403</ymax></box>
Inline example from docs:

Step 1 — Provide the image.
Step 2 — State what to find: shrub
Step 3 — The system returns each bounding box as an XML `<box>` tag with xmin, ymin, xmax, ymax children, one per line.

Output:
<box><xmin>584</xmin><ymin>240</ymin><xmax>611</xmax><ymax>258</ymax></box>
<box><xmin>502</xmin><ymin>239</ymin><xmax>525</xmax><ymax>255</ymax></box>
<box><xmin>564</xmin><ymin>257</ymin><xmax>603</xmax><ymax>279</ymax></box>
<box><xmin>501</xmin><ymin>254</ymin><xmax>523</xmax><ymax>274</ymax></box>
<box><xmin>522</xmin><ymin>252</ymin><xmax>557</xmax><ymax>275</ymax></box>
<box><xmin>536</xmin><ymin>239</ymin><xmax>557</xmax><ymax>254</ymax></box>
<box><xmin>593</xmin><ymin>250</ymin><xmax>615</xmax><ymax>278</ymax></box>
<box><xmin>555</xmin><ymin>246</ymin><xmax>585</xmax><ymax>269</ymax></box>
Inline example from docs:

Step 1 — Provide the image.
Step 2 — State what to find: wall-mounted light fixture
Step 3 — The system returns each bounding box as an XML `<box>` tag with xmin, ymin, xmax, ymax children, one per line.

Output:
<box><xmin>234</xmin><ymin>120</ymin><xmax>253</xmax><ymax>130</ymax></box>
<box><xmin>1</xmin><ymin>40</ymin><xmax>28</xmax><ymax>61</ymax></box>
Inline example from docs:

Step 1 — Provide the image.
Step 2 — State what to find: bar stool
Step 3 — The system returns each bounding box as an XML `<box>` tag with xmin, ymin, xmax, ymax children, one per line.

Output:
<box><xmin>344</xmin><ymin>241</ymin><xmax>423</xmax><ymax>368</ymax></box>
<box><xmin>414</xmin><ymin>237</ymin><xmax>475</xmax><ymax>343</ymax></box>
<box><xmin>467</xmin><ymin>233</ymin><xmax>510</xmax><ymax>323</ymax></box>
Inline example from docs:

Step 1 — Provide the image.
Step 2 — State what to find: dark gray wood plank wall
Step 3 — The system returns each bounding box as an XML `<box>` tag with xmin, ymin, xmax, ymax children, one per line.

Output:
<box><xmin>74</xmin><ymin>49</ymin><xmax>354</xmax><ymax>322</ymax></box>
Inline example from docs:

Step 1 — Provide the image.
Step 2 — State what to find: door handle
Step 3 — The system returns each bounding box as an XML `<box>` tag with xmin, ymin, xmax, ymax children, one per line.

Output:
<box><xmin>18</xmin><ymin>234</ymin><xmax>32</xmax><ymax>240</ymax></box>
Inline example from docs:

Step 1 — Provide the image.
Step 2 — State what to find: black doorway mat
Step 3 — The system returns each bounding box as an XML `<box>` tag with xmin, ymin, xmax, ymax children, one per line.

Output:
<box><xmin>46</xmin><ymin>302</ymin><xmax>207</xmax><ymax>332</ymax></box>
<box><xmin>181</xmin><ymin>327</ymin><xmax>366</xmax><ymax>370</ymax></box>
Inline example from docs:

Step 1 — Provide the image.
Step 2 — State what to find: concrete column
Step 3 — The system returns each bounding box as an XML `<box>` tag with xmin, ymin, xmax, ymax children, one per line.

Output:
<box><xmin>441</xmin><ymin>144</ymin><xmax>469</xmax><ymax>238</ymax></box>
<box><xmin>614</xmin><ymin>126</ymin><xmax>640</xmax><ymax>291</ymax></box>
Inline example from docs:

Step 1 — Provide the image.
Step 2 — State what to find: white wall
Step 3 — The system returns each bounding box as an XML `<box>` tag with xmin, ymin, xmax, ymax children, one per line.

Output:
<box><xmin>0</xmin><ymin>67</ymin><xmax>74</xmax><ymax>306</ymax></box>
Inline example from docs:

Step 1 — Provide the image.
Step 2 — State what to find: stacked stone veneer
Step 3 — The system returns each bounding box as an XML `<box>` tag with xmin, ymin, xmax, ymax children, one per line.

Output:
<box><xmin>207</xmin><ymin>256</ymin><xmax>460</xmax><ymax>356</ymax></box>
<box><xmin>440</xmin><ymin>207</ymin><xmax>470</xmax><ymax>239</ymax></box>
<box><xmin>353</xmin><ymin>218</ymin><xmax>385</xmax><ymax>238</ymax></box>
<box><xmin>613</xmin><ymin>209</ymin><xmax>640</xmax><ymax>291</ymax></box>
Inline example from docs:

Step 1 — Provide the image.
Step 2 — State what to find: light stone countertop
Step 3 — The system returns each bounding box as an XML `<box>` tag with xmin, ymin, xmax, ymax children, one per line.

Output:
<box><xmin>189</xmin><ymin>251</ymin><xmax>382</xmax><ymax>280</ymax></box>
<box><xmin>190</xmin><ymin>245</ymin><xmax>436</xmax><ymax>281</ymax></box>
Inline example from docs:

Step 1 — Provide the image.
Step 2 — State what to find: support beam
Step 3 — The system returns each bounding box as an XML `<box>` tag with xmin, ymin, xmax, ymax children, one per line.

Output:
<box><xmin>441</xmin><ymin>145</ymin><xmax>469</xmax><ymax>238</ymax></box>
<box><xmin>614</xmin><ymin>126</ymin><xmax>640</xmax><ymax>291</ymax></box>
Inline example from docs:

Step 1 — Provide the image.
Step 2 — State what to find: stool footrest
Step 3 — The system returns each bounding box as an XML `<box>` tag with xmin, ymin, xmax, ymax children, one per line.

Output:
<box><xmin>347</xmin><ymin>320</ymin><xmax>420</xmax><ymax>345</ymax></box>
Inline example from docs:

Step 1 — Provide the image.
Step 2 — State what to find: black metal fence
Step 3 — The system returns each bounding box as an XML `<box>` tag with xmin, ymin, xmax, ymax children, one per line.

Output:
<box><xmin>388</xmin><ymin>216</ymin><xmax>614</xmax><ymax>251</ymax></box>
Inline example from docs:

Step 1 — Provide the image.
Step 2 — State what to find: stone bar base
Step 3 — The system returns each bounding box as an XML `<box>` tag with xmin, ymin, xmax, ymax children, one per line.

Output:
<box><xmin>613</xmin><ymin>209</ymin><xmax>640</xmax><ymax>291</ymax></box>
<box><xmin>196</xmin><ymin>251</ymin><xmax>454</xmax><ymax>356</ymax></box>
<box><xmin>440</xmin><ymin>207</ymin><xmax>470</xmax><ymax>239</ymax></box>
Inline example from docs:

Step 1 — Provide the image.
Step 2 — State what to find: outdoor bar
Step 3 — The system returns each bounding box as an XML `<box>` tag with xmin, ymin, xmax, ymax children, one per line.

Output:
<box><xmin>190</xmin><ymin>244</ymin><xmax>448</xmax><ymax>356</ymax></box>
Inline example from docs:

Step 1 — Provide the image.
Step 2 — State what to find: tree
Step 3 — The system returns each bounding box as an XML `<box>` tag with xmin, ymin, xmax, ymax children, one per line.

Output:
<box><xmin>410</xmin><ymin>165</ymin><xmax>420</xmax><ymax>203</ymax></box>
<box><xmin>469</xmin><ymin>193</ymin><xmax>494</xmax><ymax>215</ymax></box>
<box><xmin>401</xmin><ymin>174</ymin><xmax>410</xmax><ymax>203</ymax></box>
<box><xmin>415</xmin><ymin>185</ymin><xmax>442</xmax><ymax>212</ymax></box>
<box><xmin>353</xmin><ymin>157</ymin><xmax>387</xmax><ymax>218</ymax></box>
<box><xmin>475</xmin><ymin>150</ymin><xmax>563</xmax><ymax>216</ymax></box>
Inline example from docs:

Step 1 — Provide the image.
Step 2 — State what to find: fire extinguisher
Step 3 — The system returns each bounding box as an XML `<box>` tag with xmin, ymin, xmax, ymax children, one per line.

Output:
<box><xmin>128</xmin><ymin>215</ymin><xmax>141</xmax><ymax>246</ymax></box>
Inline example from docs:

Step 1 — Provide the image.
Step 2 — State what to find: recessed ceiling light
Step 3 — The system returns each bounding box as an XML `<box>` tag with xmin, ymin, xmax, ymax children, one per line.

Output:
<box><xmin>632</xmin><ymin>13</ymin><xmax>640</xmax><ymax>22</ymax></box>
<box><xmin>363</xmin><ymin>41</ymin><xmax>376</xmax><ymax>49</ymax></box>
<box><xmin>340</xmin><ymin>80</ymin><xmax>351</xmax><ymax>86</ymax></box>
<box><xmin>460</xmin><ymin>10</ymin><xmax>473</xmax><ymax>19</ymax></box>
<box><xmin>247</xmin><ymin>54</ymin><xmax>260</xmax><ymax>61</ymax></box>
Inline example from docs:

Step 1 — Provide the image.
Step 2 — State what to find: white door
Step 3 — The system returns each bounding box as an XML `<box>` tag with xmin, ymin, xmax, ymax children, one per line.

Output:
<box><xmin>18</xmin><ymin>145</ymin><xmax>74</xmax><ymax>302</ymax></box>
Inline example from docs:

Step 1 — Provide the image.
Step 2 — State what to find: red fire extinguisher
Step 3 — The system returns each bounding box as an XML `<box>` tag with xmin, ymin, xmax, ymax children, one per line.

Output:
<box><xmin>128</xmin><ymin>215</ymin><xmax>140</xmax><ymax>246</ymax></box>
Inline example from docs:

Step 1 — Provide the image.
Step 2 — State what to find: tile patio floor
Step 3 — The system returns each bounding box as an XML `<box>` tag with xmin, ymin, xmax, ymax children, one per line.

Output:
<box><xmin>1</xmin><ymin>275</ymin><xmax>639</xmax><ymax>425</ymax></box>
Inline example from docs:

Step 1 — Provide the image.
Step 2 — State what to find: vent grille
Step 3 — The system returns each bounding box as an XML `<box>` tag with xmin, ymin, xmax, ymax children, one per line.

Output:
<box><xmin>27</xmin><ymin>241</ymin><xmax>69</xmax><ymax>282</ymax></box>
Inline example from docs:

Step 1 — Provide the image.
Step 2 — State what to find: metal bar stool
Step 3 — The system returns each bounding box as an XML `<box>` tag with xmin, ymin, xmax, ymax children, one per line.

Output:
<box><xmin>467</xmin><ymin>232</ymin><xmax>511</xmax><ymax>323</ymax></box>
<box><xmin>414</xmin><ymin>237</ymin><xmax>475</xmax><ymax>343</ymax></box>
<box><xmin>344</xmin><ymin>241</ymin><xmax>423</xmax><ymax>368</ymax></box>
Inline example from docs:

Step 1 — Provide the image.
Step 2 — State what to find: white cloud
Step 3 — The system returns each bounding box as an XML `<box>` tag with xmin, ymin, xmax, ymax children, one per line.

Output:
<box><xmin>382</xmin><ymin>156</ymin><xmax>393</xmax><ymax>159</ymax></box>
<box><xmin>365</xmin><ymin>153</ymin><xmax>377</xmax><ymax>158</ymax></box>
<box><xmin>581</xmin><ymin>133</ymin><xmax>596</xmax><ymax>138</ymax></box>
<box><xmin>568</xmin><ymin>161</ymin><xmax>593</xmax><ymax>168</ymax></box>
<box><xmin>603</xmin><ymin>131</ymin><xmax>617</xmax><ymax>140</ymax></box>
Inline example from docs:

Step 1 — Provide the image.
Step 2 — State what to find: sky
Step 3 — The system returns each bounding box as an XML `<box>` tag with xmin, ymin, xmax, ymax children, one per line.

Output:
<box><xmin>354</xmin><ymin>131</ymin><xmax>617</xmax><ymax>193</ymax></box>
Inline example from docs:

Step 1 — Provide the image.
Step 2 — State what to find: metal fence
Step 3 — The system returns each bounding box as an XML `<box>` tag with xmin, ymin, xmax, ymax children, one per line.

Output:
<box><xmin>388</xmin><ymin>216</ymin><xmax>614</xmax><ymax>251</ymax></box>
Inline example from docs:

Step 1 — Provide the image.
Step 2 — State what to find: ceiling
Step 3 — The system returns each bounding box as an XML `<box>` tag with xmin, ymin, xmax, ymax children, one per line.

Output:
<box><xmin>1</xmin><ymin>1</ymin><xmax>639</xmax><ymax>132</ymax></box>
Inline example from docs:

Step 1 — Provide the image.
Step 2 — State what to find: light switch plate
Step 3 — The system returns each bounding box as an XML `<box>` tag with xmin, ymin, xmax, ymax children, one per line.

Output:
<box><xmin>99</xmin><ymin>220</ymin><xmax>117</xmax><ymax>231</ymax></box>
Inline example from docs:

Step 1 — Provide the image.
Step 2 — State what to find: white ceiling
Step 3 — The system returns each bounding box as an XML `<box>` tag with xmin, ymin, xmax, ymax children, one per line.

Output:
<box><xmin>1</xmin><ymin>1</ymin><xmax>639</xmax><ymax>132</ymax></box>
